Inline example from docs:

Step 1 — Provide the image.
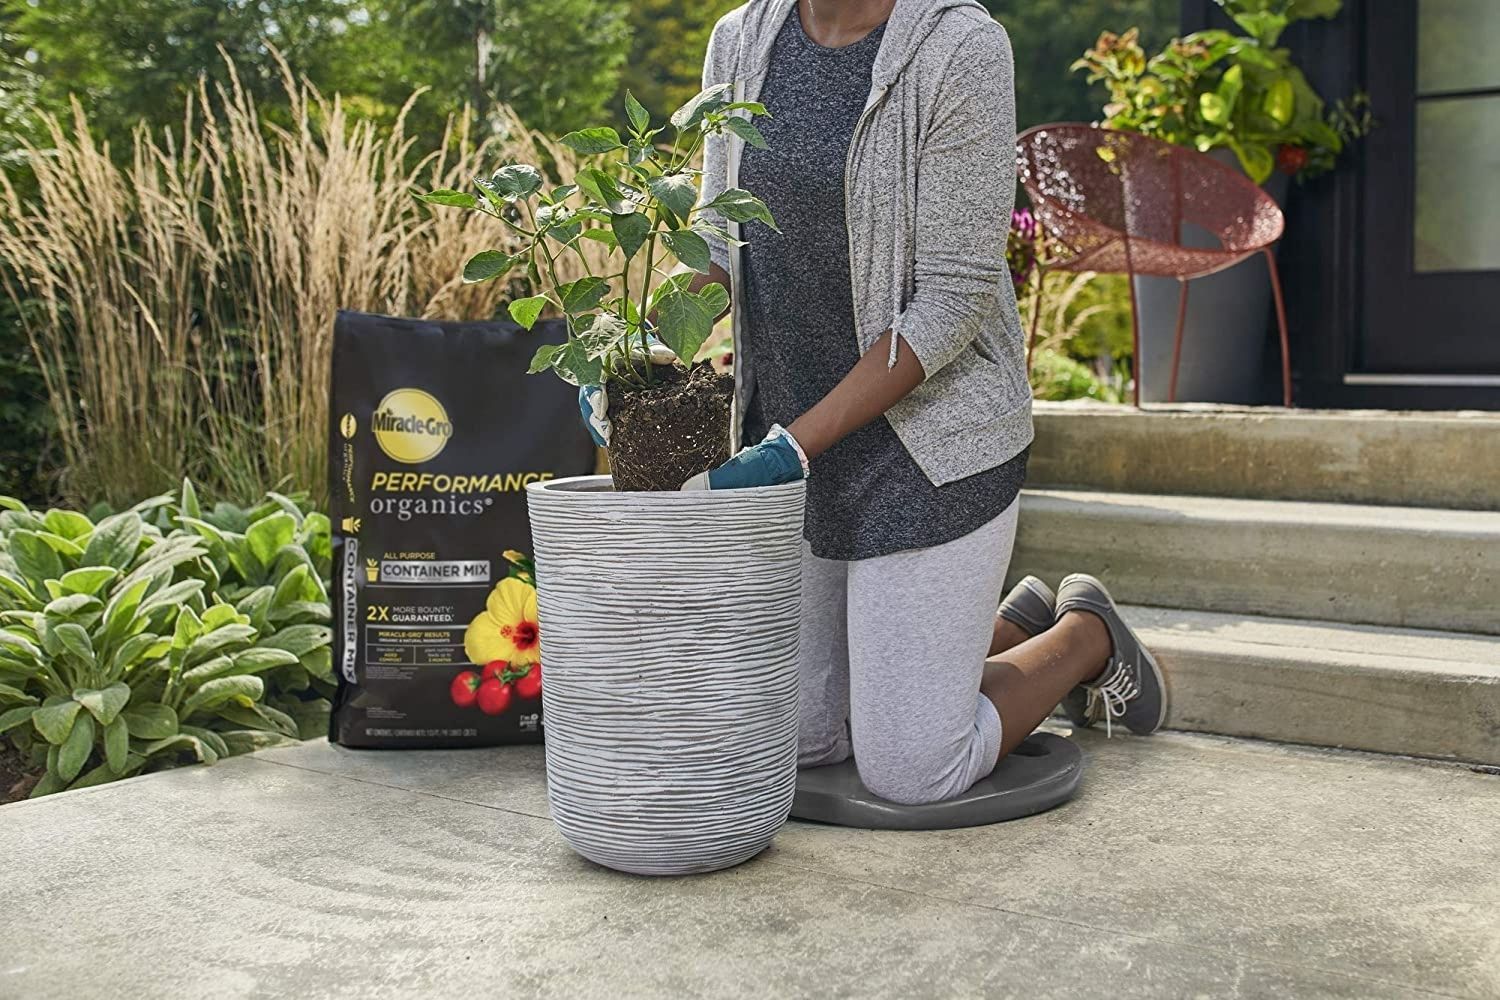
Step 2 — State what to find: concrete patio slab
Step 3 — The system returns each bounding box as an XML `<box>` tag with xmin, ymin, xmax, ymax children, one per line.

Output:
<box><xmin>4</xmin><ymin>731</ymin><xmax>1497</xmax><ymax>999</ymax></box>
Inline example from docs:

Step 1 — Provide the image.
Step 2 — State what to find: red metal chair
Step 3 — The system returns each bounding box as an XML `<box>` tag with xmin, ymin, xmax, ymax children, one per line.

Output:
<box><xmin>1016</xmin><ymin>124</ymin><xmax>1291</xmax><ymax>406</ymax></box>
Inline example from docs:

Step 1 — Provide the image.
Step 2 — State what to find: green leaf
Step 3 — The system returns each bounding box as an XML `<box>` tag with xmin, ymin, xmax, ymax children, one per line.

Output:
<box><xmin>104</xmin><ymin>716</ymin><xmax>128</xmax><ymax>773</ymax></box>
<box><xmin>1263</xmin><ymin>77</ymin><xmax>1296</xmax><ymax>127</ymax></box>
<box><xmin>9</xmin><ymin>530</ymin><xmax>63</xmax><ymax>586</ymax></box>
<box><xmin>182</xmin><ymin>675</ymin><xmax>264</xmax><ymax>717</ymax></box>
<box><xmin>233</xmin><ymin>647</ymin><xmax>300</xmax><ymax>674</ymax></box>
<box><xmin>43</xmin><ymin>509</ymin><xmax>94</xmax><ymax>541</ymax></box>
<box><xmin>184</xmin><ymin>624</ymin><xmax>257</xmax><ymax>667</ymax></box>
<box><xmin>463</xmin><ymin>250</ymin><xmax>519</xmax><ymax>284</ymax></box>
<box><xmin>558</xmin><ymin>276</ymin><xmax>609</xmax><ymax>315</ymax></box>
<box><xmin>181</xmin><ymin>655</ymin><xmax>234</xmax><ymax>684</ymax></box>
<box><xmin>611</xmin><ymin>211</ymin><xmax>652</xmax><ymax>261</ymax></box>
<box><xmin>1200</xmin><ymin>91</ymin><xmax>1230</xmax><ymax>126</ymax></box>
<box><xmin>75</xmin><ymin>683</ymin><xmax>129</xmax><ymax>725</ymax></box>
<box><xmin>724</xmin><ymin>117</ymin><xmax>769</xmax><ymax>150</ymax></box>
<box><xmin>121</xmin><ymin>703</ymin><xmax>178</xmax><ymax>740</ymax></box>
<box><xmin>34</xmin><ymin>531</ymin><xmax>84</xmax><ymax>558</ymax></box>
<box><xmin>559</xmin><ymin>127</ymin><xmax>625</xmax><ymax>154</ymax></box>
<box><xmin>625</xmin><ymin>90</ymin><xmax>651</xmax><ymax>134</ymax></box>
<box><xmin>43</xmin><ymin>593</ymin><xmax>100</xmax><ymax>619</ymax></box>
<box><xmin>110</xmin><ymin>633</ymin><xmax>169</xmax><ymax>674</ymax></box>
<box><xmin>52</xmin><ymin>623</ymin><xmax>96</xmax><ymax>669</ymax></box>
<box><xmin>662</xmin><ymin>230</ymin><xmax>711</xmax><ymax>273</ymax></box>
<box><xmin>0</xmin><ymin>705</ymin><xmax>36</xmax><ymax>734</ymax></box>
<box><xmin>647</xmin><ymin>173</ymin><xmax>699</xmax><ymax>223</ymax></box>
<box><xmin>299</xmin><ymin>646</ymin><xmax>334</xmax><ymax>683</ymax></box>
<box><xmin>416</xmin><ymin>188</ymin><xmax>479</xmax><ymax>210</ymax></box>
<box><xmin>1230</xmin><ymin>139</ymin><xmax>1275</xmax><ymax>184</ymax></box>
<box><xmin>0</xmin><ymin>683</ymin><xmax>36</xmax><ymax>706</ymax></box>
<box><xmin>82</xmin><ymin>512</ymin><xmax>143</xmax><ymax>571</ymax></box>
<box><xmin>508</xmin><ymin>295</ymin><xmax>549</xmax><ymax>330</ymax></box>
<box><xmin>259</xmin><ymin>624</ymin><xmax>331</xmax><ymax>658</ymax></box>
<box><xmin>140</xmin><ymin>733</ymin><xmax>213</xmax><ymax>764</ymax></box>
<box><xmin>527</xmin><ymin>343</ymin><xmax>564</xmax><ymax>375</ymax></box>
<box><xmin>485</xmin><ymin>164</ymin><xmax>545</xmax><ymax>201</ymax></box>
<box><xmin>218</xmin><ymin>729</ymin><xmax>300</xmax><ymax>755</ymax></box>
<box><xmin>203</xmin><ymin>601</ymin><xmax>249</xmax><ymax>630</ymax></box>
<box><xmin>705</xmin><ymin>189</ymin><xmax>777</xmax><ymax>230</ymax></box>
<box><xmin>550</xmin><ymin>339</ymin><xmax>605</xmax><ymax>387</ymax></box>
<box><xmin>179</xmin><ymin>478</ymin><xmax>202</xmax><ymax>520</ymax></box>
<box><xmin>575</xmin><ymin>167</ymin><xmax>633</xmax><ymax>214</ymax></box>
<box><xmin>654</xmin><ymin>281</ymin><xmax>729</xmax><ymax>364</ymax></box>
<box><xmin>57</xmin><ymin>712</ymin><xmax>93</xmax><ymax>781</ymax></box>
<box><xmin>0</xmin><ymin>630</ymin><xmax>42</xmax><ymax>664</ymax></box>
<box><xmin>725</xmin><ymin>101</ymin><xmax>769</xmax><ymax>116</ymax></box>
<box><xmin>182</xmin><ymin>725</ymin><xmax>231</xmax><ymax>760</ymax></box>
<box><xmin>671</xmin><ymin>83</ymin><xmax>732</xmax><ymax>130</ymax></box>
<box><xmin>58</xmin><ymin>567</ymin><xmax>119</xmax><ymax>596</ymax></box>
<box><xmin>244</xmin><ymin>512</ymin><xmax>294</xmax><ymax>571</ymax></box>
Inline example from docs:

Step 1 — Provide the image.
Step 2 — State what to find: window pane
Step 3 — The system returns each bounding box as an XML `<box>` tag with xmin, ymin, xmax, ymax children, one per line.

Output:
<box><xmin>1414</xmin><ymin>96</ymin><xmax>1500</xmax><ymax>272</ymax></box>
<box><xmin>1418</xmin><ymin>0</ymin><xmax>1500</xmax><ymax>94</ymax></box>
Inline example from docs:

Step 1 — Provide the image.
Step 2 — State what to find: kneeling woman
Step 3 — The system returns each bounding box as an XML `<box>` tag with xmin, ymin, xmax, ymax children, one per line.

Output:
<box><xmin>687</xmin><ymin>0</ymin><xmax>1166</xmax><ymax>804</ymax></box>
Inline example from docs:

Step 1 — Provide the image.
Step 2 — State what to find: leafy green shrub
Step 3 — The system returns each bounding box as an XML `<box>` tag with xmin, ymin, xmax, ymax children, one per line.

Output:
<box><xmin>0</xmin><ymin>480</ymin><xmax>333</xmax><ymax>798</ymax></box>
<box><xmin>1030</xmin><ymin>347</ymin><xmax>1126</xmax><ymax>403</ymax></box>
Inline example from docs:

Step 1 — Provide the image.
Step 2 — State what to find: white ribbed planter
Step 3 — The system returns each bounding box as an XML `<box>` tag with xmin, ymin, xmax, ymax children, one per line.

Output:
<box><xmin>525</xmin><ymin>475</ymin><xmax>807</xmax><ymax>876</ymax></box>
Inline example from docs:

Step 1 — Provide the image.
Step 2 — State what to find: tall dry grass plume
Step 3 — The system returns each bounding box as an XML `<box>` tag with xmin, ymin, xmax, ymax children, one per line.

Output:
<box><xmin>0</xmin><ymin>53</ymin><xmax>606</xmax><ymax>507</ymax></box>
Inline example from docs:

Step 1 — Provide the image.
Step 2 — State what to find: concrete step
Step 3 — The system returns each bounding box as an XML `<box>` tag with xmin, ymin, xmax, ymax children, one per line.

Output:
<box><xmin>1116</xmin><ymin>605</ymin><xmax>1500</xmax><ymax>765</ymax></box>
<box><xmin>1012</xmin><ymin>489</ymin><xmax>1500</xmax><ymax>635</ymax></box>
<box><xmin>1029</xmin><ymin>401</ymin><xmax>1500</xmax><ymax>511</ymax></box>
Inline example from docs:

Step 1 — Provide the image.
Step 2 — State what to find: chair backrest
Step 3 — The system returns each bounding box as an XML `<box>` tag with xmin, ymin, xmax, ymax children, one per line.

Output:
<box><xmin>1016</xmin><ymin>124</ymin><xmax>1284</xmax><ymax>265</ymax></box>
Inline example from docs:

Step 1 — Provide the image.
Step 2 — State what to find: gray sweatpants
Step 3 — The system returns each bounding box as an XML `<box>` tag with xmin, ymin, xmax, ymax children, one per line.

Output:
<box><xmin>797</xmin><ymin>504</ymin><xmax>1019</xmax><ymax>805</ymax></box>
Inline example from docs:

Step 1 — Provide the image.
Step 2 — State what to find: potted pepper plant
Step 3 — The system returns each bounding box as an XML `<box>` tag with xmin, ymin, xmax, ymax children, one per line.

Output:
<box><xmin>421</xmin><ymin>87</ymin><xmax>806</xmax><ymax>877</ymax></box>
<box><xmin>1072</xmin><ymin>0</ymin><xmax>1372</xmax><ymax>403</ymax></box>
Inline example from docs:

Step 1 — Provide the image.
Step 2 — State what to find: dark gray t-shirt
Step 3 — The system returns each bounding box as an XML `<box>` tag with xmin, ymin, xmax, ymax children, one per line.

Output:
<box><xmin>739</xmin><ymin>10</ymin><xmax>1026</xmax><ymax>561</ymax></box>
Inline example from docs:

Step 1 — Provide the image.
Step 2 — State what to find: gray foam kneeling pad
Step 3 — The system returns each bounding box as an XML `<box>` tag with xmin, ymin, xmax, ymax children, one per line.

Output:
<box><xmin>789</xmin><ymin>732</ymin><xmax>1084</xmax><ymax>830</ymax></box>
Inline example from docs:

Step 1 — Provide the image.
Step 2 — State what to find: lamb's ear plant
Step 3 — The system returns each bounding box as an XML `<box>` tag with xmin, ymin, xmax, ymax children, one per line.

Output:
<box><xmin>0</xmin><ymin>482</ymin><xmax>333</xmax><ymax>798</ymax></box>
<box><xmin>419</xmin><ymin>85</ymin><xmax>776</xmax><ymax>387</ymax></box>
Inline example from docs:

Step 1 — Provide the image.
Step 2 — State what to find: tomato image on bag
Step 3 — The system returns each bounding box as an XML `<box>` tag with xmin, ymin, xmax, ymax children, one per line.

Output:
<box><xmin>328</xmin><ymin>311</ymin><xmax>595</xmax><ymax>747</ymax></box>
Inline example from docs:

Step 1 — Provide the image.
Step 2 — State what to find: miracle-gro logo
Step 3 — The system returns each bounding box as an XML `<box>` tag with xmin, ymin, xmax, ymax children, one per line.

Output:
<box><xmin>371</xmin><ymin>388</ymin><xmax>452</xmax><ymax>463</ymax></box>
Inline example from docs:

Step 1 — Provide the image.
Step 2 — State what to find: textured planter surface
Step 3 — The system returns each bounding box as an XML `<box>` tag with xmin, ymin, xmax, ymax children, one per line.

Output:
<box><xmin>526</xmin><ymin>475</ymin><xmax>807</xmax><ymax>875</ymax></box>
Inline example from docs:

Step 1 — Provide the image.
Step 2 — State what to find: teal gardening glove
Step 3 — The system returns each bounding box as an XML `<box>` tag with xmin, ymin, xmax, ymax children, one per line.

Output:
<box><xmin>681</xmin><ymin>424</ymin><xmax>808</xmax><ymax>491</ymax></box>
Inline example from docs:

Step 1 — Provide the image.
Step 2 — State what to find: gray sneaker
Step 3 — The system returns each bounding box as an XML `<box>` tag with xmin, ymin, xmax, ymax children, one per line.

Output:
<box><xmin>996</xmin><ymin>577</ymin><xmax>1093</xmax><ymax>728</ymax></box>
<box><xmin>996</xmin><ymin>575</ymin><xmax>1055</xmax><ymax>636</ymax></box>
<box><xmin>1054</xmin><ymin>574</ymin><xmax>1167</xmax><ymax>736</ymax></box>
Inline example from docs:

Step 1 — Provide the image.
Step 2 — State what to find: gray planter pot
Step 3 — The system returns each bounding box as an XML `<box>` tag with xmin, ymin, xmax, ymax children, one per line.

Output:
<box><xmin>1133</xmin><ymin>150</ymin><xmax>1290</xmax><ymax>404</ymax></box>
<box><xmin>525</xmin><ymin>475</ymin><xmax>807</xmax><ymax>876</ymax></box>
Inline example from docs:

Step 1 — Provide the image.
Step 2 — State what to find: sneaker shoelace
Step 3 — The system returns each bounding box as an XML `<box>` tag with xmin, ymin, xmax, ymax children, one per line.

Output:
<box><xmin>1087</xmin><ymin>659</ymin><xmax>1140</xmax><ymax>739</ymax></box>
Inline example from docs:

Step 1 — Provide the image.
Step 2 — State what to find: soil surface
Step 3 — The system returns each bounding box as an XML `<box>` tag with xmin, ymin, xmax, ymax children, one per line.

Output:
<box><xmin>607</xmin><ymin>363</ymin><xmax>734</xmax><ymax>492</ymax></box>
<box><xmin>1</xmin><ymin>741</ymin><xmax>42</xmax><ymax>804</ymax></box>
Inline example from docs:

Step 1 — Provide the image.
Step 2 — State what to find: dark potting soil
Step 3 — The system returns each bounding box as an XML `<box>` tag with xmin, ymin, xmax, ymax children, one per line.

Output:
<box><xmin>0</xmin><ymin>741</ymin><xmax>42</xmax><ymax>804</ymax></box>
<box><xmin>607</xmin><ymin>363</ymin><xmax>734</xmax><ymax>492</ymax></box>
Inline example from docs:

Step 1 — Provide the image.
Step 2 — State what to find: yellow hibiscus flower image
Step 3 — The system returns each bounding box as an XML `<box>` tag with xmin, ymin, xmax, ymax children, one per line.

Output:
<box><xmin>463</xmin><ymin>577</ymin><xmax>541</xmax><ymax>667</ymax></box>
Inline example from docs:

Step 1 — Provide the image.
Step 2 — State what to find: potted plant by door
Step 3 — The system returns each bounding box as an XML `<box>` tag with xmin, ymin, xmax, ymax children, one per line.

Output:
<box><xmin>1073</xmin><ymin>0</ymin><xmax>1371</xmax><ymax>403</ymax></box>
<box><xmin>422</xmin><ymin>88</ymin><xmax>805</xmax><ymax>876</ymax></box>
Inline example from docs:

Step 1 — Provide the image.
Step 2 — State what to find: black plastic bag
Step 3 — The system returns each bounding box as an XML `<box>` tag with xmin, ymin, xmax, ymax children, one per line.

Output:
<box><xmin>328</xmin><ymin>310</ymin><xmax>595</xmax><ymax>747</ymax></box>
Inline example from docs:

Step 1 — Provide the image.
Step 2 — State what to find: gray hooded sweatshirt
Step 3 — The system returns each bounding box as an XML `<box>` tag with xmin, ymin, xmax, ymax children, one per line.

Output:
<box><xmin>699</xmin><ymin>0</ymin><xmax>1033</xmax><ymax>486</ymax></box>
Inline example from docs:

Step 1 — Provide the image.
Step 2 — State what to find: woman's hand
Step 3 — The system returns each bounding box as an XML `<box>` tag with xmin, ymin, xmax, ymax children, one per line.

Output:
<box><xmin>681</xmin><ymin>425</ymin><xmax>807</xmax><ymax>490</ymax></box>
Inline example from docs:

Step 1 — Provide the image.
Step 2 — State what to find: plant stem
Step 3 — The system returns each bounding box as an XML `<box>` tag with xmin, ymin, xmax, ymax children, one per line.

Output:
<box><xmin>637</xmin><ymin>225</ymin><xmax>658</xmax><ymax>387</ymax></box>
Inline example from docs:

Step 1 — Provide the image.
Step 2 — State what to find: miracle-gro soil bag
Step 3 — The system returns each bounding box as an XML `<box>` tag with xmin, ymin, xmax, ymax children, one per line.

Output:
<box><xmin>329</xmin><ymin>310</ymin><xmax>595</xmax><ymax>747</ymax></box>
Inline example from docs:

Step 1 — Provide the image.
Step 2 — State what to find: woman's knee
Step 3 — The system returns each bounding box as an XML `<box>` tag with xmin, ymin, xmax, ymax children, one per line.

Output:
<box><xmin>854</xmin><ymin>744</ymin><xmax>969</xmax><ymax>806</ymax></box>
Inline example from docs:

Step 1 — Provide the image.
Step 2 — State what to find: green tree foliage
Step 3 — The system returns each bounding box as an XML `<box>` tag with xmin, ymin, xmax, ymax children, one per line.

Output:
<box><xmin>982</xmin><ymin>0</ymin><xmax>1179</xmax><ymax>129</ymax></box>
<box><xmin>356</xmin><ymin>0</ymin><xmax>632</xmax><ymax>137</ymax></box>
<box><xmin>616</xmin><ymin>0</ymin><xmax>737</xmax><ymax>127</ymax></box>
<box><xmin>3</xmin><ymin>0</ymin><xmax>355</xmax><ymax>146</ymax></box>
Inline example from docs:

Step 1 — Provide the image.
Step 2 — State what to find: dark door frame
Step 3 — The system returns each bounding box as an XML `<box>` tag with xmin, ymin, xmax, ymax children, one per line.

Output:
<box><xmin>1179</xmin><ymin>0</ymin><xmax>1500</xmax><ymax>409</ymax></box>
